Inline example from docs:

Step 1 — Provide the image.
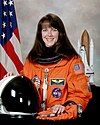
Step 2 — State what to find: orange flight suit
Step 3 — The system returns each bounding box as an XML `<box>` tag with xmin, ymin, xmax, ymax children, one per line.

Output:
<box><xmin>21</xmin><ymin>56</ymin><xmax>92</xmax><ymax>113</ymax></box>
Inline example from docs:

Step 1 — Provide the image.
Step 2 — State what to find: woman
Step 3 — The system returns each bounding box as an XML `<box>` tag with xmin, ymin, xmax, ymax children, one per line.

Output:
<box><xmin>6</xmin><ymin>13</ymin><xmax>92</xmax><ymax>120</ymax></box>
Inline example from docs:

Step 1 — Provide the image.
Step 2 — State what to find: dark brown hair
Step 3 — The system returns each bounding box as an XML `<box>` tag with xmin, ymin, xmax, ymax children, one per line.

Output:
<box><xmin>27</xmin><ymin>13</ymin><xmax>78</xmax><ymax>62</ymax></box>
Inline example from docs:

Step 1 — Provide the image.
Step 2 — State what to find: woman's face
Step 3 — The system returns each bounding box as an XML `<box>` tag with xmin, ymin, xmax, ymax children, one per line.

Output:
<box><xmin>41</xmin><ymin>24</ymin><xmax>59</xmax><ymax>47</ymax></box>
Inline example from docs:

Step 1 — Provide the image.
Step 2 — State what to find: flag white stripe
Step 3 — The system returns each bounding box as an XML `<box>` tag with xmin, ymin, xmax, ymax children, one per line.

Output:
<box><xmin>0</xmin><ymin>44</ymin><xmax>19</xmax><ymax>75</ymax></box>
<box><xmin>10</xmin><ymin>33</ymin><xmax>23</xmax><ymax>64</ymax></box>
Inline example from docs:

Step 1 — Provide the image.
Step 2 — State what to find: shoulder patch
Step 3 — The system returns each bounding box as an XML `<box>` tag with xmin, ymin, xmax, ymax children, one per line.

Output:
<box><xmin>74</xmin><ymin>64</ymin><xmax>84</xmax><ymax>75</ymax></box>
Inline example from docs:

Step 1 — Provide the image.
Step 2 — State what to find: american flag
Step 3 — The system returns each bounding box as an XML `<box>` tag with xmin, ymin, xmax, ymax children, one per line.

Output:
<box><xmin>0</xmin><ymin>0</ymin><xmax>23</xmax><ymax>80</ymax></box>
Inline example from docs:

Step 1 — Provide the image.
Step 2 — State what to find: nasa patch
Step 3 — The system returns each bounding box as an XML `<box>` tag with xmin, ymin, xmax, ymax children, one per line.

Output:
<box><xmin>52</xmin><ymin>88</ymin><xmax>62</xmax><ymax>98</ymax></box>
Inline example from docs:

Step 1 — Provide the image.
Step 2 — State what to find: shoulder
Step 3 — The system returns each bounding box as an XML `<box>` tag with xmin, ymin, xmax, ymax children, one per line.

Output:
<box><xmin>70</xmin><ymin>55</ymin><xmax>83</xmax><ymax>64</ymax></box>
<box><xmin>24</xmin><ymin>59</ymin><xmax>35</xmax><ymax>67</ymax></box>
<box><xmin>69</xmin><ymin>56</ymin><xmax>85</xmax><ymax>74</ymax></box>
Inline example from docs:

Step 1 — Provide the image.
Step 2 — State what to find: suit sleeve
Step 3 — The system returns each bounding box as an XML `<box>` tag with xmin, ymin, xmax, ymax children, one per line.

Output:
<box><xmin>66</xmin><ymin>57</ymin><xmax>92</xmax><ymax>110</ymax></box>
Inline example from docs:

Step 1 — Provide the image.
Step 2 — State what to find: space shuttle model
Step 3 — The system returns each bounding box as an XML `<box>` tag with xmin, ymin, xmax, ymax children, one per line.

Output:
<box><xmin>78</xmin><ymin>30</ymin><xmax>94</xmax><ymax>85</ymax></box>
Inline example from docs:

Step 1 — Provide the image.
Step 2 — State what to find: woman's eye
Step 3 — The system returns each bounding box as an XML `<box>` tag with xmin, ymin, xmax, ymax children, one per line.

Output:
<box><xmin>52</xmin><ymin>28</ymin><xmax>58</xmax><ymax>31</ymax></box>
<box><xmin>42</xmin><ymin>29</ymin><xmax>47</xmax><ymax>31</ymax></box>
<box><xmin>54</xmin><ymin>29</ymin><xmax>58</xmax><ymax>31</ymax></box>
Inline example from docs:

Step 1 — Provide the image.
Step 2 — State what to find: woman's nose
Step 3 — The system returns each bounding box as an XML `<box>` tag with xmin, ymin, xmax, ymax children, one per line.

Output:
<box><xmin>47</xmin><ymin>30</ymin><xmax>52</xmax><ymax>36</ymax></box>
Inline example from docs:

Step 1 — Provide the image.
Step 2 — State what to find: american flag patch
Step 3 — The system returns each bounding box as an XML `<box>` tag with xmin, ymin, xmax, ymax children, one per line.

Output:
<box><xmin>74</xmin><ymin>64</ymin><xmax>80</xmax><ymax>71</ymax></box>
<box><xmin>74</xmin><ymin>64</ymin><xmax>84</xmax><ymax>74</ymax></box>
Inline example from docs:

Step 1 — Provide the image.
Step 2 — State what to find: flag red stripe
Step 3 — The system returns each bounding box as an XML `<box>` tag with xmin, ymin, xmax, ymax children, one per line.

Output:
<box><xmin>3</xmin><ymin>41</ymin><xmax>23</xmax><ymax>73</ymax></box>
<box><xmin>14</xmin><ymin>28</ymin><xmax>20</xmax><ymax>42</ymax></box>
<box><xmin>0</xmin><ymin>63</ymin><xmax>7</xmax><ymax>79</ymax></box>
